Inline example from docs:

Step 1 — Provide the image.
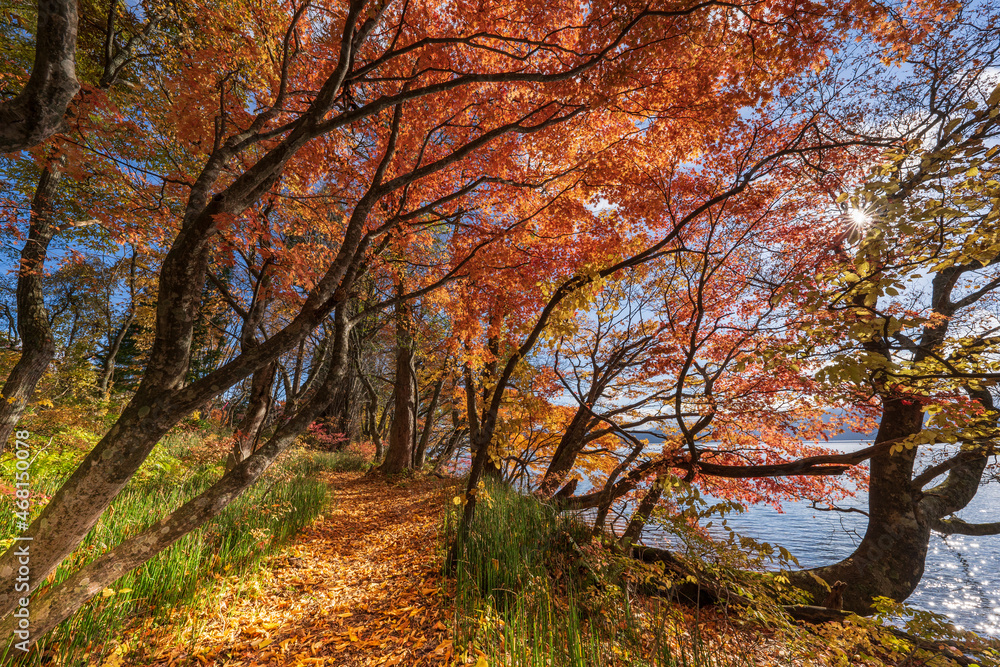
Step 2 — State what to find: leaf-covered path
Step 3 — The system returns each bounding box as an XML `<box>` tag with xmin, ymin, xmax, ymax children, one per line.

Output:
<box><xmin>146</xmin><ymin>472</ymin><xmax>460</xmax><ymax>666</ymax></box>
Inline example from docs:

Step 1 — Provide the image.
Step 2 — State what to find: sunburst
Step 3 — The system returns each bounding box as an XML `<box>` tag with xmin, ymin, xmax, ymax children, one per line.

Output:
<box><xmin>847</xmin><ymin>206</ymin><xmax>872</xmax><ymax>230</ymax></box>
<box><xmin>839</xmin><ymin>199</ymin><xmax>878</xmax><ymax>241</ymax></box>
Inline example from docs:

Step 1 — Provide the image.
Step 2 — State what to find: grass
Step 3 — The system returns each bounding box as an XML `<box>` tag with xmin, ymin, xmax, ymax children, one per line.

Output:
<box><xmin>288</xmin><ymin>448</ymin><xmax>373</xmax><ymax>475</ymax></box>
<box><xmin>444</xmin><ymin>482</ymin><xmax>755</xmax><ymax>667</ymax></box>
<box><xmin>0</xmin><ymin>433</ymin><xmax>350</xmax><ymax>666</ymax></box>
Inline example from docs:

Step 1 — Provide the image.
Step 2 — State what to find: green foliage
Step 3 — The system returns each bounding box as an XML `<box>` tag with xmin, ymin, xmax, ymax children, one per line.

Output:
<box><xmin>646</xmin><ymin>476</ymin><xmax>809</xmax><ymax>617</ymax></box>
<box><xmin>444</xmin><ymin>482</ymin><xmax>755</xmax><ymax>666</ymax></box>
<box><xmin>790</xmin><ymin>81</ymin><xmax>1000</xmax><ymax>452</ymax></box>
<box><xmin>287</xmin><ymin>449</ymin><xmax>373</xmax><ymax>475</ymax></box>
<box><xmin>0</xmin><ymin>438</ymin><xmax>79</xmax><ymax>495</ymax></box>
<box><xmin>0</xmin><ymin>439</ymin><xmax>330</xmax><ymax>667</ymax></box>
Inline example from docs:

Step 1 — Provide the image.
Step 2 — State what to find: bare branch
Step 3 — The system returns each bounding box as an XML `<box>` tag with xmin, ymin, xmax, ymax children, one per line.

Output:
<box><xmin>930</xmin><ymin>516</ymin><xmax>1000</xmax><ymax>536</ymax></box>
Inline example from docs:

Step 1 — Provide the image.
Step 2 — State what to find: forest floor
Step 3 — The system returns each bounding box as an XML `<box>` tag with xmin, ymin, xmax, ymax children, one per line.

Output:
<box><xmin>137</xmin><ymin>472</ymin><xmax>461</xmax><ymax>667</ymax></box>
<box><xmin>100</xmin><ymin>468</ymin><xmax>991</xmax><ymax>667</ymax></box>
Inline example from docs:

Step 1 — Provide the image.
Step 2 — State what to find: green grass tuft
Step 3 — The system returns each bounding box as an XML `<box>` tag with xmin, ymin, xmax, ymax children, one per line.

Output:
<box><xmin>0</xmin><ymin>440</ymin><xmax>331</xmax><ymax>666</ymax></box>
<box><xmin>287</xmin><ymin>449</ymin><xmax>373</xmax><ymax>475</ymax></box>
<box><xmin>444</xmin><ymin>482</ymin><xmax>753</xmax><ymax>667</ymax></box>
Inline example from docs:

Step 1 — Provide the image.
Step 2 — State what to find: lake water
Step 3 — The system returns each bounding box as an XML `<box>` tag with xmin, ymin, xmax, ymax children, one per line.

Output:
<box><xmin>621</xmin><ymin>445</ymin><xmax>1000</xmax><ymax>636</ymax></box>
<box><xmin>458</xmin><ymin>441</ymin><xmax>1000</xmax><ymax>634</ymax></box>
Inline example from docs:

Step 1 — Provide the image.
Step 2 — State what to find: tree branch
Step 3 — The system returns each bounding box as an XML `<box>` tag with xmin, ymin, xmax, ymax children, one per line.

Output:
<box><xmin>930</xmin><ymin>516</ymin><xmax>1000</xmax><ymax>536</ymax></box>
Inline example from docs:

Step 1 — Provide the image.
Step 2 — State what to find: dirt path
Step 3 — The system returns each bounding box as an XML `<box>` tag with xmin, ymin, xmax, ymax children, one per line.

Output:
<box><xmin>146</xmin><ymin>472</ymin><xmax>461</xmax><ymax>667</ymax></box>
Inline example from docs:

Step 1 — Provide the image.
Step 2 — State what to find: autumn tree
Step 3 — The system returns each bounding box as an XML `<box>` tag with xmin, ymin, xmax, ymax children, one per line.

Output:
<box><xmin>375</xmin><ymin>282</ymin><xmax>417</xmax><ymax>473</ymax></box>
<box><xmin>450</xmin><ymin>66</ymin><xmax>900</xmax><ymax>543</ymax></box>
<box><xmin>0</xmin><ymin>0</ymin><xmax>164</xmax><ymax>450</ymax></box>
<box><xmin>0</xmin><ymin>0</ymin><xmax>903</xmax><ymax>647</ymax></box>
<box><xmin>0</xmin><ymin>0</ymin><xmax>962</xmax><ymax>651</ymax></box>
<box><xmin>784</xmin><ymin>12</ymin><xmax>1000</xmax><ymax>611</ymax></box>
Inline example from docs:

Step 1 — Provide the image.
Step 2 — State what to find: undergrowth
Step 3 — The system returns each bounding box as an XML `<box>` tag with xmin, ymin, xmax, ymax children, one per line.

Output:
<box><xmin>442</xmin><ymin>480</ymin><xmax>1000</xmax><ymax>667</ymax></box>
<box><xmin>443</xmin><ymin>482</ymin><xmax>758</xmax><ymax>666</ymax></box>
<box><xmin>0</xmin><ymin>433</ymin><xmax>352</xmax><ymax>666</ymax></box>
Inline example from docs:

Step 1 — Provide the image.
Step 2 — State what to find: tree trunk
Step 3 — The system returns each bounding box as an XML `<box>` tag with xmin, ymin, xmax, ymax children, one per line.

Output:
<box><xmin>319</xmin><ymin>368</ymin><xmax>358</xmax><ymax>450</ymax></box>
<box><xmin>792</xmin><ymin>392</ymin><xmax>997</xmax><ymax>614</ymax></box>
<box><xmin>0</xmin><ymin>0</ymin><xmax>79</xmax><ymax>153</ymax></box>
<box><xmin>97</xmin><ymin>312</ymin><xmax>135</xmax><ymax>400</ymax></box>
<box><xmin>0</xmin><ymin>17</ymin><xmax>400</xmax><ymax>626</ymax></box>
<box><xmin>0</xmin><ymin>160</ymin><xmax>62</xmax><ymax>452</ymax></box>
<box><xmin>223</xmin><ymin>260</ymin><xmax>277</xmax><ymax>471</ymax></box>
<box><xmin>621</xmin><ymin>475</ymin><xmax>665</xmax><ymax>546</ymax></box>
<box><xmin>225</xmin><ymin>362</ymin><xmax>276</xmax><ymax>471</ymax></box>
<box><xmin>377</xmin><ymin>296</ymin><xmax>415</xmax><ymax>475</ymax></box>
<box><xmin>0</xmin><ymin>303</ymin><xmax>354</xmax><ymax>650</ymax></box>
<box><xmin>414</xmin><ymin>372</ymin><xmax>444</xmax><ymax>469</ymax></box>
<box><xmin>97</xmin><ymin>251</ymin><xmax>138</xmax><ymax>400</ymax></box>
<box><xmin>410</xmin><ymin>362</ymin><xmax>420</xmax><ymax>462</ymax></box>
<box><xmin>431</xmin><ymin>427</ymin><xmax>466</xmax><ymax>474</ymax></box>
<box><xmin>537</xmin><ymin>406</ymin><xmax>594</xmax><ymax>496</ymax></box>
<box><xmin>375</xmin><ymin>400</ymin><xmax>391</xmax><ymax>457</ymax></box>
<box><xmin>591</xmin><ymin>439</ymin><xmax>645</xmax><ymax>539</ymax></box>
<box><xmin>790</xmin><ymin>399</ymin><xmax>928</xmax><ymax>612</ymax></box>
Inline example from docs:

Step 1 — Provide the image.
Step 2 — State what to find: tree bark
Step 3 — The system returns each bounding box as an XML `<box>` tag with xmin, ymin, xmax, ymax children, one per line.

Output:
<box><xmin>591</xmin><ymin>438</ymin><xmax>645</xmax><ymax>538</ymax></box>
<box><xmin>0</xmin><ymin>0</ymin><xmax>79</xmax><ymax>153</ymax></box>
<box><xmin>789</xmin><ymin>399</ymin><xmax>938</xmax><ymax>612</ymax></box>
<box><xmin>537</xmin><ymin>406</ymin><xmax>595</xmax><ymax>496</ymax></box>
<box><xmin>97</xmin><ymin>251</ymin><xmax>139</xmax><ymax>400</ymax></box>
<box><xmin>792</xmin><ymin>388</ymin><xmax>998</xmax><ymax>614</ymax></box>
<box><xmin>431</xmin><ymin>427</ymin><xmax>466</xmax><ymax>474</ymax></box>
<box><xmin>225</xmin><ymin>362</ymin><xmax>276</xmax><ymax>470</ymax></box>
<box><xmin>414</xmin><ymin>370</ymin><xmax>444</xmax><ymax>469</ymax></box>
<box><xmin>358</xmin><ymin>362</ymin><xmax>382</xmax><ymax>448</ymax></box>
<box><xmin>0</xmin><ymin>303</ymin><xmax>354</xmax><ymax>650</ymax></box>
<box><xmin>377</xmin><ymin>295</ymin><xmax>415</xmax><ymax>474</ymax></box>
<box><xmin>621</xmin><ymin>475</ymin><xmax>666</xmax><ymax>546</ymax></box>
<box><xmin>322</xmin><ymin>350</ymin><xmax>363</xmax><ymax>448</ymax></box>
<box><xmin>220</xmin><ymin>260</ymin><xmax>278</xmax><ymax>471</ymax></box>
<box><xmin>0</xmin><ymin>159</ymin><xmax>62</xmax><ymax>452</ymax></box>
<box><xmin>96</xmin><ymin>312</ymin><xmax>135</xmax><ymax>400</ymax></box>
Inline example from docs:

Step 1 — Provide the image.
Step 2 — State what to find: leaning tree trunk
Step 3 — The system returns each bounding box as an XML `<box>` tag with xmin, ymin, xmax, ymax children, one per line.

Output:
<box><xmin>377</xmin><ymin>295</ymin><xmax>415</xmax><ymax>475</ymax></box>
<box><xmin>537</xmin><ymin>406</ymin><xmax>595</xmax><ymax>496</ymax></box>
<box><xmin>591</xmin><ymin>438</ymin><xmax>645</xmax><ymax>538</ymax></box>
<box><xmin>621</xmin><ymin>475</ymin><xmax>666</xmax><ymax>546</ymax></box>
<box><xmin>0</xmin><ymin>160</ymin><xmax>62</xmax><ymax>452</ymax></box>
<box><xmin>431</xmin><ymin>427</ymin><xmax>467</xmax><ymax>474</ymax></box>
<box><xmin>790</xmin><ymin>398</ymin><xmax>931</xmax><ymax>612</ymax></box>
<box><xmin>0</xmin><ymin>303</ymin><xmax>355</xmax><ymax>651</ymax></box>
<box><xmin>225</xmin><ymin>361</ymin><xmax>276</xmax><ymax>471</ymax></box>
